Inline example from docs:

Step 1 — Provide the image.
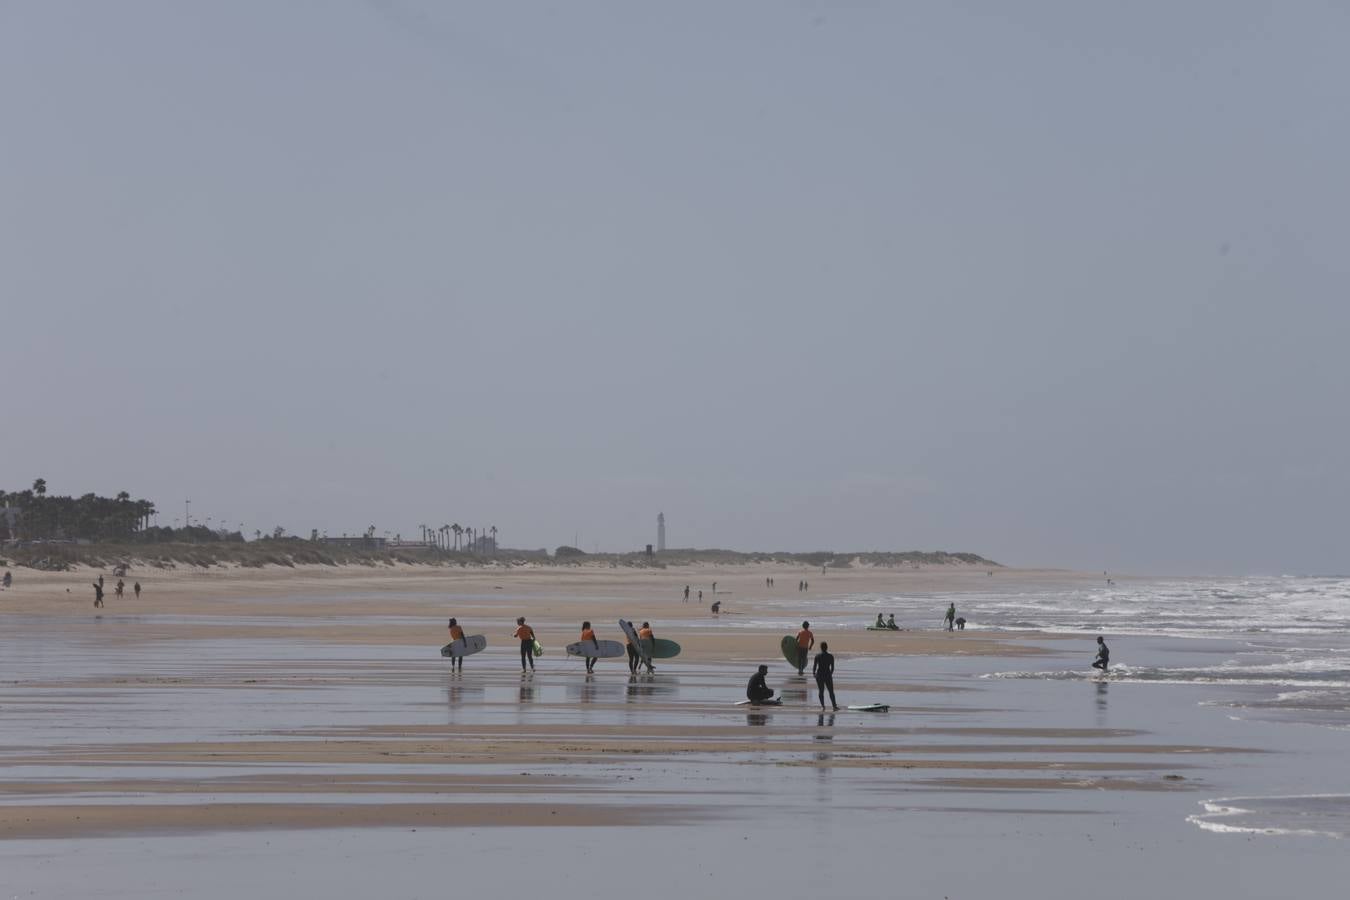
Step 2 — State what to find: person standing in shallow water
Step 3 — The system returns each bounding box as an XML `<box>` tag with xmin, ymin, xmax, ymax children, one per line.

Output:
<box><xmin>1092</xmin><ymin>636</ymin><xmax>1110</xmax><ymax>672</ymax></box>
<box><xmin>580</xmin><ymin>620</ymin><xmax>599</xmax><ymax>674</ymax></box>
<box><xmin>813</xmin><ymin>641</ymin><xmax>838</xmax><ymax>711</ymax></box>
<box><xmin>446</xmin><ymin>617</ymin><xmax>466</xmax><ymax>672</ymax></box>
<box><xmin>944</xmin><ymin>603</ymin><xmax>956</xmax><ymax>631</ymax></box>
<box><xmin>513</xmin><ymin>617</ymin><xmax>536</xmax><ymax>673</ymax></box>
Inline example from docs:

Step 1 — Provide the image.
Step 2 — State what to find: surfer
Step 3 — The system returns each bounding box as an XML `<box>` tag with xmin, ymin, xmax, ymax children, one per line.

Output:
<box><xmin>513</xmin><ymin>617</ymin><xmax>536</xmax><ymax>673</ymax></box>
<box><xmin>1092</xmin><ymin>636</ymin><xmax>1110</xmax><ymax>673</ymax></box>
<box><xmin>955</xmin><ymin>617</ymin><xmax>965</xmax><ymax>631</ymax></box>
<box><xmin>624</xmin><ymin>629</ymin><xmax>639</xmax><ymax>674</ymax></box>
<box><xmin>886</xmin><ymin>614</ymin><xmax>898</xmax><ymax>630</ymax></box>
<box><xmin>446</xmin><ymin>617</ymin><xmax>466</xmax><ymax>671</ymax></box>
<box><xmin>874</xmin><ymin>613</ymin><xmax>886</xmax><ymax>628</ymax></box>
<box><xmin>746</xmin><ymin>664</ymin><xmax>775</xmax><ymax>704</ymax></box>
<box><xmin>580</xmin><ymin>621</ymin><xmax>599</xmax><ymax>674</ymax></box>
<box><xmin>812</xmin><ymin>642</ymin><xmax>838</xmax><ymax>710</ymax></box>
<box><xmin>637</xmin><ymin>621</ymin><xmax>656</xmax><ymax>674</ymax></box>
<box><xmin>944</xmin><ymin>603</ymin><xmax>956</xmax><ymax>631</ymax></box>
<box><xmin>795</xmin><ymin>621</ymin><xmax>815</xmax><ymax>675</ymax></box>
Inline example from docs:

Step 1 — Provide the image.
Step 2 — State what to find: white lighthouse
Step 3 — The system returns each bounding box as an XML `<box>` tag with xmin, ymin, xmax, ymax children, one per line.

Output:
<box><xmin>657</xmin><ymin>512</ymin><xmax>666</xmax><ymax>552</ymax></box>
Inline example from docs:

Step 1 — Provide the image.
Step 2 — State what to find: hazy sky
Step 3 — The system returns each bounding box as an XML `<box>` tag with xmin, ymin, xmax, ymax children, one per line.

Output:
<box><xmin>3</xmin><ymin>1</ymin><xmax>1347</xmax><ymax>573</ymax></box>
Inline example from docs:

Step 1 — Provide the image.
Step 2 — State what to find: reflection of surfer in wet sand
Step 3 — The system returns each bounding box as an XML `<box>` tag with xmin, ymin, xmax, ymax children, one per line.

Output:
<box><xmin>746</xmin><ymin>664</ymin><xmax>775</xmax><ymax>704</ymax></box>
<box><xmin>1092</xmin><ymin>635</ymin><xmax>1110</xmax><ymax>673</ymax></box>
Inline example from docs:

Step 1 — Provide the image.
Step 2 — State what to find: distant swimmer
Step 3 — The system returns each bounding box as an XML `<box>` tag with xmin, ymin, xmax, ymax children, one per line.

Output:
<box><xmin>886</xmin><ymin>614</ymin><xmax>899</xmax><ymax>630</ymax></box>
<box><xmin>92</xmin><ymin>581</ymin><xmax>104</xmax><ymax>608</ymax></box>
<box><xmin>1092</xmin><ymin>636</ymin><xmax>1110</xmax><ymax>673</ymax></box>
<box><xmin>955</xmin><ymin>617</ymin><xmax>966</xmax><ymax>631</ymax></box>
<box><xmin>580</xmin><ymin>620</ymin><xmax>599</xmax><ymax>674</ymax></box>
<box><xmin>943</xmin><ymin>603</ymin><xmax>956</xmax><ymax>631</ymax></box>
<box><xmin>446</xmin><ymin>617</ymin><xmax>467</xmax><ymax>671</ymax></box>
<box><xmin>813</xmin><ymin>642</ymin><xmax>838</xmax><ymax>711</ymax></box>
<box><xmin>513</xmin><ymin>617</ymin><xmax>536</xmax><ymax>673</ymax></box>
<box><xmin>795</xmin><ymin>621</ymin><xmax>814</xmax><ymax>675</ymax></box>
<box><xmin>637</xmin><ymin>621</ymin><xmax>656</xmax><ymax>674</ymax></box>
<box><xmin>746</xmin><ymin>664</ymin><xmax>775</xmax><ymax>704</ymax></box>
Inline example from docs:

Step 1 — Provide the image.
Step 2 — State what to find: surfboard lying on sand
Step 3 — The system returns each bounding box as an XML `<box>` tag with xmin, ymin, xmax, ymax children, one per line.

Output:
<box><xmin>565</xmin><ymin>639</ymin><xmax>625</xmax><ymax>659</ymax></box>
<box><xmin>846</xmin><ymin>703</ymin><xmax>890</xmax><ymax>712</ymax></box>
<box><xmin>618</xmin><ymin>619</ymin><xmax>648</xmax><ymax>661</ymax></box>
<box><xmin>440</xmin><ymin>635</ymin><xmax>488</xmax><ymax>658</ymax></box>
<box><xmin>865</xmin><ymin>625</ymin><xmax>902</xmax><ymax>631</ymax></box>
<box><xmin>780</xmin><ymin>635</ymin><xmax>803</xmax><ymax>668</ymax></box>
<box><xmin>735</xmin><ymin>698</ymin><xmax>782</xmax><ymax>706</ymax></box>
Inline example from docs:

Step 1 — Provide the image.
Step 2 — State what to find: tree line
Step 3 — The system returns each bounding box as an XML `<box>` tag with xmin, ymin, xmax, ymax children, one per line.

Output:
<box><xmin>1</xmin><ymin>479</ymin><xmax>160</xmax><ymax>543</ymax></box>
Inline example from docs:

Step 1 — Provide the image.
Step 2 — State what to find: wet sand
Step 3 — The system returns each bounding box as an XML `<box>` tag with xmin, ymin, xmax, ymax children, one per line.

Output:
<box><xmin>2</xmin><ymin>563</ymin><xmax>1343</xmax><ymax>897</ymax></box>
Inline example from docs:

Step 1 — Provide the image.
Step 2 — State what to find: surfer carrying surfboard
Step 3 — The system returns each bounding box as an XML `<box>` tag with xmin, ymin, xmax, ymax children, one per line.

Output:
<box><xmin>447</xmin><ymin>618</ymin><xmax>466</xmax><ymax>671</ymax></box>
<box><xmin>637</xmin><ymin>622</ymin><xmax>656</xmax><ymax>674</ymax></box>
<box><xmin>795</xmin><ymin>622</ymin><xmax>815</xmax><ymax>675</ymax></box>
<box><xmin>580</xmin><ymin>621</ymin><xmax>598</xmax><ymax>674</ymax></box>
<box><xmin>746</xmin><ymin>664</ymin><xmax>775</xmax><ymax>704</ymax></box>
<box><xmin>513</xmin><ymin>617</ymin><xmax>536</xmax><ymax>673</ymax></box>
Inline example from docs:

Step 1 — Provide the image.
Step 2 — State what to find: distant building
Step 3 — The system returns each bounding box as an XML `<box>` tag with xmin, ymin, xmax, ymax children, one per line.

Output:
<box><xmin>657</xmin><ymin>512</ymin><xmax>666</xmax><ymax>552</ymax></box>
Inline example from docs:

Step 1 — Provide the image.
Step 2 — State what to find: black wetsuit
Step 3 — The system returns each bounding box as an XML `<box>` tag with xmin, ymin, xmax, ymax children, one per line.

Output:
<box><xmin>746</xmin><ymin>672</ymin><xmax>775</xmax><ymax>704</ymax></box>
<box><xmin>626</xmin><ymin>642</ymin><xmax>640</xmax><ymax>674</ymax></box>
<box><xmin>1092</xmin><ymin>642</ymin><xmax>1110</xmax><ymax>671</ymax></box>
<box><xmin>813</xmin><ymin>650</ymin><xmax>837</xmax><ymax>710</ymax></box>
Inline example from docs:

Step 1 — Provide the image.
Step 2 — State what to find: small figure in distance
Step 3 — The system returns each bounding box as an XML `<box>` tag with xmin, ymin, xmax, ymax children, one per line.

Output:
<box><xmin>886</xmin><ymin>614</ymin><xmax>899</xmax><ymax>631</ymax></box>
<box><xmin>2</xmin><ymin>570</ymin><xmax>11</xmax><ymax>588</ymax></box>
<box><xmin>710</xmin><ymin>600</ymin><xmax>721</xmax><ymax>615</ymax></box>
<box><xmin>1092</xmin><ymin>635</ymin><xmax>1110</xmax><ymax>673</ymax></box>
<box><xmin>513</xmin><ymin>617</ymin><xmax>536</xmax><ymax>673</ymax></box>
<box><xmin>954</xmin><ymin>617</ymin><xmax>966</xmax><ymax>631</ymax></box>
<box><xmin>133</xmin><ymin>581</ymin><xmax>141</xmax><ymax>599</ymax></box>
<box><xmin>446</xmin><ymin>617</ymin><xmax>466</xmax><ymax>672</ymax></box>
<box><xmin>698</xmin><ymin>589</ymin><xmax>703</xmax><ymax>603</ymax></box>
<box><xmin>874</xmin><ymin>613</ymin><xmax>886</xmax><ymax>629</ymax></box>
<box><xmin>813</xmin><ymin>641</ymin><xmax>838</xmax><ymax>711</ymax></box>
<box><xmin>92</xmin><ymin>581</ymin><xmax>104</xmax><ymax>608</ymax></box>
<box><xmin>795</xmin><ymin>621</ymin><xmax>814</xmax><ymax>675</ymax></box>
<box><xmin>746</xmin><ymin>664</ymin><xmax>775</xmax><ymax>705</ymax></box>
<box><xmin>580</xmin><ymin>620</ymin><xmax>599</xmax><ymax>674</ymax></box>
<box><xmin>115</xmin><ymin>579</ymin><xmax>125</xmax><ymax>598</ymax></box>
<box><xmin>637</xmin><ymin>621</ymin><xmax>656</xmax><ymax>674</ymax></box>
<box><xmin>943</xmin><ymin>603</ymin><xmax>956</xmax><ymax>631</ymax></box>
<box><xmin>624</xmin><ymin>627</ymin><xmax>639</xmax><ymax>675</ymax></box>
<box><xmin>683</xmin><ymin>585</ymin><xmax>690</xmax><ymax>602</ymax></box>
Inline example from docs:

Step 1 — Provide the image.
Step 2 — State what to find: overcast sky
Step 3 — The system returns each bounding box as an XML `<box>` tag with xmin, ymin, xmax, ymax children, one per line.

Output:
<box><xmin>3</xmin><ymin>1</ymin><xmax>1347</xmax><ymax>573</ymax></box>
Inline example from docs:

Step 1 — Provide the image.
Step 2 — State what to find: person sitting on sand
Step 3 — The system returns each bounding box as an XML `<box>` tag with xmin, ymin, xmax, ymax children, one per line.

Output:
<box><xmin>580</xmin><ymin>620</ymin><xmax>599</xmax><ymax>674</ymax></box>
<box><xmin>875</xmin><ymin>613</ymin><xmax>886</xmax><ymax>628</ymax></box>
<box><xmin>446</xmin><ymin>617</ymin><xmax>466</xmax><ymax>672</ymax></box>
<box><xmin>1092</xmin><ymin>635</ymin><xmax>1110</xmax><ymax>672</ymax></box>
<box><xmin>795</xmin><ymin>621</ymin><xmax>814</xmax><ymax>675</ymax></box>
<box><xmin>637</xmin><ymin>621</ymin><xmax>656</xmax><ymax>674</ymax></box>
<box><xmin>513</xmin><ymin>617</ymin><xmax>536</xmax><ymax>673</ymax></box>
<box><xmin>746</xmin><ymin>664</ymin><xmax>775</xmax><ymax>704</ymax></box>
<box><xmin>886</xmin><ymin>614</ymin><xmax>898</xmax><ymax>630</ymax></box>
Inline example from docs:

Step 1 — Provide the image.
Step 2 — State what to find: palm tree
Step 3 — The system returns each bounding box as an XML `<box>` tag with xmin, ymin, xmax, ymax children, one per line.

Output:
<box><xmin>419</xmin><ymin>524</ymin><xmax>428</xmax><ymax>545</ymax></box>
<box><xmin>490</xmin><ymin>525</ymin><xmax>498</xmax><ymax>555</ymax></box>
<box><xmin>451</xmin><ymin>523</ymin><xmax>462</xmax><ymax>551</ymax></box>
<box><xmin>33</xmin><ymin>478</ymin><xmax>46</xmax><ymax>497</ymax></box>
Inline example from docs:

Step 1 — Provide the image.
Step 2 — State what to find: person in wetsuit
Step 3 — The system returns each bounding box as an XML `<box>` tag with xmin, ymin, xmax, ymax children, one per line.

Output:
<box><xmin>446</xmin><ymin>617</ymin><xmax>466</xmax><ymax>672</ymax></box>
<box><xmin>944</xmin><ymin>603</ymin><xmax>956</xmax><ymax>631</ymax></box>
<box><xmin>580</xmin><ymin>620</ymin><xmax>599</xmax><ymax>674</ymax></box>
<box><xmin>874</xmin><ymin>613</ymin><xmax>886</xmax><ymax>628</ymax></box>
<box><xmin>795</xmin><ymin>621</ymin><xmax>814</xmax><ymax>675</ymax></box>
<box><xmin>637</xmin><ymin>621</ymin><xmax>656</xmax><ymax>674</ymax></box>
<box><xmin>813</xmin><ymin>641</ymin><xmax>838</xmax><ymax>711</ymax></box>
<box><xmin>1092</xmin><ymin>635</ymin><xmax>1110</xmax><ymax>672</ymax></box>
<box><xmin>746</xmin><ymin>664</ymin><xmax>775</xmax><ymax>704</ymax></box>
<box><xmin>886</xmin><ymin>614</ymin><xmax>898</xmax><ymax>630</ymax></box>
<box><xmin>513</xmin><ymin>617</ymin><xmax>536</xmax><ymax>673</ymax></box>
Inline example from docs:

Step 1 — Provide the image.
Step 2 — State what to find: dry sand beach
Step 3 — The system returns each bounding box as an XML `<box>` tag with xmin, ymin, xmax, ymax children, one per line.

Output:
<box><xmin>2</xmin><ymin>563</ymin><xmax>1347</xmax><ymax>898</ymax></box>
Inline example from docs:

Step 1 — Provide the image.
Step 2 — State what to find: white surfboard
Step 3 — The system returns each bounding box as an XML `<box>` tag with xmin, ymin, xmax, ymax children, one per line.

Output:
<box><xmin>735</xmin><ymin>698</ymin><xmax>782</xmax><ymax>706</ymax></box>
<box><xmin>846</xmin><ymin>703</ymin><xmax>889</xmax><ymax>712</ymax></box>
<box><xmin>441</xmin><ymin>635</ymin><xmax>488</xmax><ymax>658</ymax></box>
<box><xmin>618</xmin><ymin>619</ymin><xmax>649</xmax><ymax>662</ymax></box>
<box><xmin>566</xmin><ymin>639</ymin><xmax>625</xmax><ymax>659</ymax></box>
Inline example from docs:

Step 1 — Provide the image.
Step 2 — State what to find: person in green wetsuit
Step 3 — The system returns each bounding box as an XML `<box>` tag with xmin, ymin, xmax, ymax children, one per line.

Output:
<box><xmin>943</xmin><ymin>603</ymin><xmax>956</xmax><ymax>631</ymax></box>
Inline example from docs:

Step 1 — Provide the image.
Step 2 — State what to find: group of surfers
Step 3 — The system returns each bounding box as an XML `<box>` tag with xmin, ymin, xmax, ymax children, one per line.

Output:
<box><xmin>445</xmin><ymin>616</ymin><xmax>659</xmax><ymax>676</ymax></box>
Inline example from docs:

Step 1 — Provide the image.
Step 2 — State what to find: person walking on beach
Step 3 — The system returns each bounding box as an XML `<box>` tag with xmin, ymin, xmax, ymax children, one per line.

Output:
<box><xmin>513</xmin><ymin>617</ymin><xmax>536</xmax><ymax>673</ymax></box>
<box><xmin>746</xmin><ymin>664</ymin><xmax>775</xmax><ymax>704</ymax></box>
<box><xmin>795</xmin><ymin>621</ymin><xmax>815</xmax><ymax>675</ymax></box>
<box><xmin>115</xmin><ymin>579</ymin><xmax>125</xmax><ymax>599</ymax></box>
<box><xmin>1092</xmin><ymin>636</ymin><xmax>1110</xmax><ymax>673</ymax></box>
<box><xmin>684</xmin><ymin>585</ymin><xmax>690</xmax><ymax>602</ymax></box>
<box><xmin>133</xmin><ymin>581</ymin><xmax>141</xmax><ymax>599</ymax></box>
<box><xmin>2</xmin><ymin>570</ymin><xmax>12</xmax><ymax>588</ymax></box>
<box><xmin>813</xmin><ymin>642</ymin><xmax>838</xmax><ymax>711</ymax></box>
<box><xmin>446</xmin><ymin>617</ymin><xmax>467</xmax><ymax>672</ymax></box>
<box><xmin>637</xmin><ymin>621</ymin><xmax>656</xmax><ymax>674</ymax></box>
<box><xmin>943</xmin><ymin>603</ymin><xmax>956</xmax><ymax>631</ymax></box>
<box><xmin>624</xmin><ymin>627</ymin><xmax>640</xmax><ymax>674</ymax></box>
<box><xmin>580</xmin><ymin>621</ymin><xmax>599</xmax><ymax>674</ymax></box>
<box><xmin>92</xmin><ymin>581</ymin><xmax>104</xmax><ymax>608</ymax></box>
<box><xmin>698</xmin><ymin>589</ymin><xmax>703</xmax><ymax>603</ymax></box>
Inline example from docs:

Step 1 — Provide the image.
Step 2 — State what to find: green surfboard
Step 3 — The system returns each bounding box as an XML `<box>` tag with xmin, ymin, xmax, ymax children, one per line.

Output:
<box><xmin>781</xmin><ymin>635</ymin><xmax>803</xmax><ymax>669</ymax></box>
